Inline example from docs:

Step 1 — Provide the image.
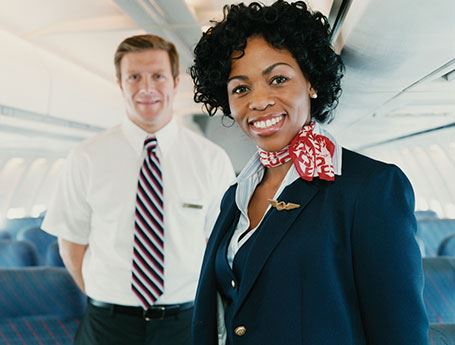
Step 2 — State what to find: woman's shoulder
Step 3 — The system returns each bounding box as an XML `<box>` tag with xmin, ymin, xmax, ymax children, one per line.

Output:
<box><xmin>341</xmin><ymin>147</ymin><xmax>401</xmax><ymax>176</ymax></box>
<box><xmin>340</xmin><ymin>148</ymin><xmax>412</xmax><ymax>194</ymax></box>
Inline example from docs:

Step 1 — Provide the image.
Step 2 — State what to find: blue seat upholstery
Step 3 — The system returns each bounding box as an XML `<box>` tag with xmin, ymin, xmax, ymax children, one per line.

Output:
<box><xmin>439</xmin><ymin>234</ymin><xmax>455</xmax><ymax>257</ymax></box>
<box><xmin>45</xmin><ymin>240</ymin><xmax>65</xmax><ymax>267</ymax></box>
<box><xmin>0</xmin><ymin>230</ymin><xmax>11</xmax><ymax>240</ymax></box>
<box><xmin>0</xmin><ymin>316</ymin><xmax>80</xmax><ymax>345</ymax></box>
<box><xmin>0</xmin><ymin>217</ymin><xmax>43</xmax><ymax>239</ymax></box>
<box><xmin>417</xmin><ymin>220</ymin><xmax>455</xmax><ymax>257</ymax></box>
<box><xmin>0</xmin><ymin>267</ymin><xmax>86</xmax><ymax>319</ymax></box>
<box><xmin>423</xmin><ymin>258</ymin><xmax>455</xmax><ymax>323</ymax></box>
<box><xmin>429</xmin><ymin>323</ymin><xmax>455</xmax><ymax>345</ymax></box>
<box><xmin>0</xmin><ymin>240</ymin><xmax>39</xmax><ymax>267</ymax></box>
<box><xmin>17</xmin><ymin>226</ymin><xmax>57</xmax><ymax>265</ymax></box>
<box><xmin>0</xmin><ymin>267</ymin><xmax>85</xmax><ymax>344</ymax></box>
<box><xmin>415</xmin><ymin>210</ymin><xmax>439</xmax><ymax>221</ymax></box>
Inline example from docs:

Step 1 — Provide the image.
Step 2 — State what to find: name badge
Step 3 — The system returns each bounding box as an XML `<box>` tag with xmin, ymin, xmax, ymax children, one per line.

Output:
<box><xmin>182</xmin><ymin>203</ymin><xmax>203</xmax><ymax>209</ymax></box>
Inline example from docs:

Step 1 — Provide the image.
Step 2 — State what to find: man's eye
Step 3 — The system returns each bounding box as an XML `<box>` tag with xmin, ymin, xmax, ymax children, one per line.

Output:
<box><xmin>271</xmin><ymin>76</ymin><xmax>288</xmax><ymax>85</ymax></box>
<box><xmin>127</xmin><ymin>74</ymin><xmax>140</xmax><ymax>81</ymax></box>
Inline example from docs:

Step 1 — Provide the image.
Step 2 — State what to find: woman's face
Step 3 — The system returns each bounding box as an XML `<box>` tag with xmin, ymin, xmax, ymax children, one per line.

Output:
<box><xmin>227</xmin><ymin>36</ymin><xmax>315</xmax><ymax>152</ymax></box>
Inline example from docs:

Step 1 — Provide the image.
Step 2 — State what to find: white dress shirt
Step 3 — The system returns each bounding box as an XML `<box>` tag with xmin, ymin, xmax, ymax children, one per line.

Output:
<box><xmin>43</xmin><ymin>116</ymin><xmax>235</xmax><ymax>306</ymax></box>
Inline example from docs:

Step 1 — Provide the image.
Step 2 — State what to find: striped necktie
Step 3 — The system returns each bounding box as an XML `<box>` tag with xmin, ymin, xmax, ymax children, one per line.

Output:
<box><xmin>131</xmin><ymin>136</ymin><xmax>164</xmax><ymax>308</ymax></box>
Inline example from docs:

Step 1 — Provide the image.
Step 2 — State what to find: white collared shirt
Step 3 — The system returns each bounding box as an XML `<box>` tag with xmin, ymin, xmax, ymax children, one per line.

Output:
<box><xmin>43</xmin><ymin>116</ymin><xmax>235</xmax><ymax>306</ymax></box>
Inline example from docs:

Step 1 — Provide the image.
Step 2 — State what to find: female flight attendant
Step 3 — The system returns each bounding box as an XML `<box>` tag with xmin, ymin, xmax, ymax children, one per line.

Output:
<box><xmin>190</xmin><ymin>1</ymin><xmax>429</xmax><ymax>344</ymax></box>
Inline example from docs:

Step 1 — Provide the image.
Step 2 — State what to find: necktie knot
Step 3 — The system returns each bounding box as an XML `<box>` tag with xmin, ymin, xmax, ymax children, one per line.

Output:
<box><xmin>144</xmin><ymin>137</ymin><xmax>158</xmax><ymax>154</ymax></box>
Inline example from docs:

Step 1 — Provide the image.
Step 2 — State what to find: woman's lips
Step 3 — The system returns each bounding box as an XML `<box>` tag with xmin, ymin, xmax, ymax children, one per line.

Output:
<box><xmin>249</xmin><ymin>113</ymin><xmax>285</xmax><ymax>136</ymax></box>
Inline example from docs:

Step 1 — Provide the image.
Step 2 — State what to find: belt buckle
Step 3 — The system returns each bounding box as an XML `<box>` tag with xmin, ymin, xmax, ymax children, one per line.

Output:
<box><xmin>143</xmin><ymin>306</ymin><xmax>166</xmax><ymax>321</ymax></box>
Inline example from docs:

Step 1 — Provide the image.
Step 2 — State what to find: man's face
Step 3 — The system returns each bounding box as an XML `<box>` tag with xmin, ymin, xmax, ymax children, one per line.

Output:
<box><xmin>118</xmin><ymin>49</ymin><xmax>179</xmax><ymax>133</ymax></box>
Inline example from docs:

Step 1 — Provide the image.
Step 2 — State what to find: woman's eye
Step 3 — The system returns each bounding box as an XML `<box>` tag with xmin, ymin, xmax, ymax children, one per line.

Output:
<box><xmin>232</xmin><ymin>85</ymin><xmax>249</xmax><ymax>94</ymax></box>
<box><xmin>271</xmin><ymin>76</ymin><xmax>288</xmax><ymax>85</ymax></box>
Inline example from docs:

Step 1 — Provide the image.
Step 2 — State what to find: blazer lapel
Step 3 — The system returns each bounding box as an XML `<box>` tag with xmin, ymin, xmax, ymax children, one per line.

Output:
<box><xmin>200</xmin><ymin>185</ymin><xmax>240</xmax><ymax>279</ymax></box>
<box><xmin>236</xmin><ymin>178</ymin><xmax>319</xmax><ymax>310</ymax></box>
<box><xmin>193</xmin><ymin>185</ymin><xmax>240</xmax><ymax>344</ymax></box>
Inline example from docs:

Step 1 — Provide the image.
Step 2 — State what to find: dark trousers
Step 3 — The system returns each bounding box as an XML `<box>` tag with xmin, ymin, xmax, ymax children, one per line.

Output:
<box><xmin>74</xmin><ymin>303</ymin><xmax>193</xmax><ymax>345</ymax></box>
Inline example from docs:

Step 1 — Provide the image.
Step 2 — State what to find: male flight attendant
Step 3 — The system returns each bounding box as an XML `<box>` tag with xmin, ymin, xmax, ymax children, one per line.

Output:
<box><xmin>42</xmin><ymin>34</ymin><xmax>235</xmax><ymax>345</ymax></box>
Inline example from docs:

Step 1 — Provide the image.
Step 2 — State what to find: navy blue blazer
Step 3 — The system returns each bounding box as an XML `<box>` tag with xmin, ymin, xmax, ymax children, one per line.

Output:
<box><xmin>192</xmin><ymin>148</ymin><xmax>429</xmax><ymax>345</ymax></box>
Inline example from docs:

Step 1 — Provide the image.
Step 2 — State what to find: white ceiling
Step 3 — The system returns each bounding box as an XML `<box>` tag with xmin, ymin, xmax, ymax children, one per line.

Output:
<box><xmin>329</xmin><ymin>0</ymin><xmax>455</xmax><ymax>148</ymax></box>
<box><xmin>0</xmin><ymin>0</ymin><xmax>454</xmax><ymax>154</ymax></box>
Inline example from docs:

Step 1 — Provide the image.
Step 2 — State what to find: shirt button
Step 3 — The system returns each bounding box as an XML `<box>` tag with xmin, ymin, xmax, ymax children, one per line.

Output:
<box><xmin>231</xmin><ymin>280</ymin><xmax>236</xmax><ymax>288</ymax></box>
<box><xmin>234</xmin><ymin>326</ymin><xmax>247</xmax><ymax>336</ymax></box>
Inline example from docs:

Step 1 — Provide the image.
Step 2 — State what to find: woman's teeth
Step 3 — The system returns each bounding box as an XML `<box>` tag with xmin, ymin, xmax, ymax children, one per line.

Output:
<box><xmin>253</xmin><ymin>115</ymin><xmax>283</xmax><ymax>129</ymax></box>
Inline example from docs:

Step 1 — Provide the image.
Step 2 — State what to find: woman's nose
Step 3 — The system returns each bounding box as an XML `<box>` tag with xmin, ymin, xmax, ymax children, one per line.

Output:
<box><xmin>248</xmin><ymin>88</ymin><xmax>275</xmax><ymax>111</ymax></box>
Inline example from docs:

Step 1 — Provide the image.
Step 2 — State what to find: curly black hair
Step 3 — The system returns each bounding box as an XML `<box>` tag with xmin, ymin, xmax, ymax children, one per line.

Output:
<box><xmin>190</xmin><ymin>0</ymin><xmax>344</xmax><ymax>123</ymax></box>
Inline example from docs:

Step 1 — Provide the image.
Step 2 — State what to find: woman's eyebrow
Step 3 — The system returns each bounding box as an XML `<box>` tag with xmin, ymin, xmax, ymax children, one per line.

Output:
<box><xmin>227</xmin><ymin>75</ymin><xmax>248</xmax><ymax>84</ymax></box>
<box><xmin>262</xmin><ymin>62</ymin><xmax>293</xmax><ymax>76</ymax></box>
<box><xmin>228</xmin><ymin>62</ymin><xmax>293</xmax><ymax>83</ymax></box>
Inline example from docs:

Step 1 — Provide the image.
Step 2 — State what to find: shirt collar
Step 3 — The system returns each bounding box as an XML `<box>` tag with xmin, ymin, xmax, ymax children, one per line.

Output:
<box><xmin>121</xmin><ymin>116</ymin><xmax>178</xmax><ymax>157</ymax></box>
<box><xmin>236</xmin><ymin>152</ymin><xmax>264</xmax><ymax>182</ymax></box>
<box><xmin>236</xmin><ymin>151</ymin><xmax>300</xmax><ymax>185</ymax></box>
<box><xmin>235</xmin><ymin>152</ymin><xmax>300</xmax><ymax>217</ymax></box>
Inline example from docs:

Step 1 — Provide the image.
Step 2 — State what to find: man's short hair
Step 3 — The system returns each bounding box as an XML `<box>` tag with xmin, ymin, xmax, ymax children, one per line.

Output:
<box><xmin>114</xmin><ymin>34</ymin><xmax>179</xmax><ymax>81</ymax></box>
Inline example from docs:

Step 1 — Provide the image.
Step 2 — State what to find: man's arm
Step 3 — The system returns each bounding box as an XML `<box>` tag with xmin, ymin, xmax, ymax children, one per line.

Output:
<box><xmin>204</xmin><ymin>150</ymin><xmax>236</xmax><ymax>240</ymax></box>
<box><xmin>42</xmin><ymin>148</ymin><xmax>91</xmax><ymax>291</ymax></box>
<box><xmin>59</xmin><ymin>238</ymin><xmax>88</xmax><ymax>292</ymax></box>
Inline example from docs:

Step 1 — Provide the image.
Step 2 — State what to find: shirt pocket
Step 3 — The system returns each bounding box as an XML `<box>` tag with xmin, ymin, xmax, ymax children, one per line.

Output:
<box><xmin>166</xmin><ymin>196</ymin><xmax>207</xmax><ymax>235</ymax></box>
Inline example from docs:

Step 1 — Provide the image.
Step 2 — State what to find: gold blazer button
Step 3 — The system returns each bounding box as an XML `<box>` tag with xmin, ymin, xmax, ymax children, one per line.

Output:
<box><xmin>234</xmin><ymin>326</ymin><xmax>247</xmax><ymax>336</ymax></box>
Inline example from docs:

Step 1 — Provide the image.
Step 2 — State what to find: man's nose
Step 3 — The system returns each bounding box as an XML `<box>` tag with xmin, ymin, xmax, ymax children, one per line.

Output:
<box><xmin>140</xmin><ymin>76</ymin><xmax>156</xmax><ymax>93</ymax></box>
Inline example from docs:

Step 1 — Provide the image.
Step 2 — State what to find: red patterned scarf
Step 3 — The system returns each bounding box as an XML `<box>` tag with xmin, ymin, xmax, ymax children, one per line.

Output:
<box><xmin>258</xmin><ymin>121</ymin><xmax>336</xmax><ymax>181</ymax></box>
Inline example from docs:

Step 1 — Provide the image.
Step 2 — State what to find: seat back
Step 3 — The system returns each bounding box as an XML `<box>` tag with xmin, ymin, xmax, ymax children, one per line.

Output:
<box><xmin>0</xmin><ymin>217</ymin><xmax>43</xmax><ymax>239</ymax></box>
<box><xmin>17</xmin><ymin>226</ymin><xmax>57</xmax><ymax>265</ymax></box>
<box><xmin>429</xmin><ymin>323</ymin><xmax>455</xmax><ymax>345</ymax></box>
<box><xmin>0</xmin><ymin>316</ymin><xmax>81</xmax><ymax>344</ymax></box>
<box><xmin>0</xmin><ymin>267</ymin><xmax>86</xmax><ymax>319</ymax></box>
<box><xmin>417</xmin><ymin>220</ymin><xmax>455</xmax><ymax>257</ymax></box>
<box><xmin>415</xmin><ymin>210</ymin><xmax>439</xmax><ymax>221</ymax></box>
<box><xmin>0</xmin><ymin>230</ymin><xmax>11</xmax><ymax>240</ymax></box>
<box><xmin>438</xmin><ymin>234</ymin><xmax>455</xmax><ymax>257</ymax></box>
<box><xmin>0</xmin><ymin>240</ymin><xmax>39</xmax><ymax>267</ymax></box>
<box><xmin>423</xmin><ymin>257</ymin><xmax>455</xmax><ymax>323</ymax></box>
<box><xmin>45</xmin><ymin>240</ymin><xmax>65</xmax><ymax>267</ymax></box>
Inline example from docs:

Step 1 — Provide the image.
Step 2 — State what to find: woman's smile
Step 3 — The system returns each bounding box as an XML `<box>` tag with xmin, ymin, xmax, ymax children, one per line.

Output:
<box><xmin>249</xmin><ymin>113</ymin><xmax>286</xmax><ymax>135</ymax></box>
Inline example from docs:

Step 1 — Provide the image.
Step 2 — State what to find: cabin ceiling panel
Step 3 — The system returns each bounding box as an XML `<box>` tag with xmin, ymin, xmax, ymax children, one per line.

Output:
<box><xmin>29</xmin><ymin>27</ymin><xmax>142</xmax><ymax>82</ymax></box>
<box><xmin>0</xmin><ymin>0</ymin><xmax>122</xmax><ymax>34</ymax></box>
<box><xmin>0</xmin><ymin>0</ymin><xmax>141</xmax><ymax>82</ymax></box>
<box><xmin>333</xmin><ymin>0</ymin><xmax>455</xmax><ymax>147</ymax></box>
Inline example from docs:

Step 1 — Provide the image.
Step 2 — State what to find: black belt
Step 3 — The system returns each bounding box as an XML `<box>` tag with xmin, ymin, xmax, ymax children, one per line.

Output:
<box><xmin>88</xmin><ymin>297</ymin><xmax>193</xmax><ymax>320</ymax></box>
